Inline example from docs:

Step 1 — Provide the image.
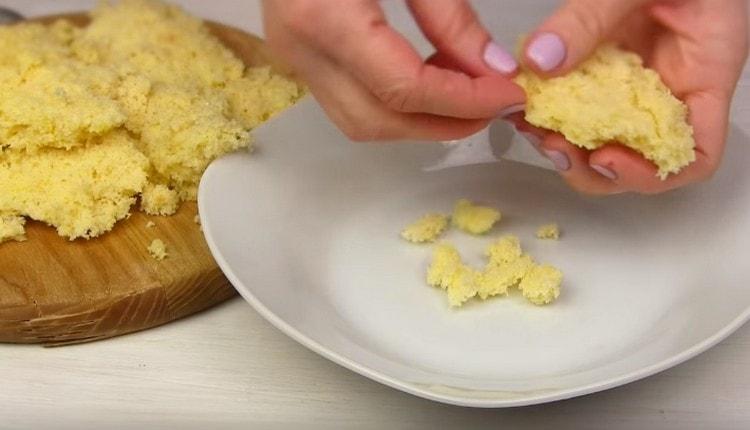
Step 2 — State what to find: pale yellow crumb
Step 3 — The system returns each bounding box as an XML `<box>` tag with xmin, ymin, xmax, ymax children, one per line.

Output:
<box><xmin>0</xmin><ymin>132</ymin><xmax>149</xmax><ymax>240</ymax></box>
<box><xmin>451</xmin><ymin>199</ymin><xmax>501</xmax><ymax>235</ymax></box>
<box><xmin>0</xmin><ymin>214</ymin><xmax>27</xmax><ymax>243</ymax></box>
<box><xmin>147</xmin><ymin>238</ymin><xmax>168</xmax><ymax>261</ymax></box>
<box><xmin>536</xmin><ymin>223</ymin><xmax>560</xmax><ymax>240</ymax></box>
<box><xmin>485</xmin><ymin>235</ymin><xmax>523</xmax><ymax>266</ymax></box>
<box><xmin>519</xmin><ymin>264</ymin><xmax>563</xmax><ymax>305</ymax></box>
<box><xmin>514</xmin><ymin>44</ymin><xmax>694</xmax><ymax>179</ymax></box>
<box><xmin>0</xmin><ymin>0</ymin><xmax>302</xmax><ymax>242</ymax></box>
<box><xmin>141</xmin><ymin>183</ymin><xmax>180</xmax><ymax>216</ymax></box>
<box><xmin>426</xmin><ymin>243</ymin><xmax>463</xmax><ymax>290</ymax></box>
<box><xmin>425</xmin><ymin>242</ymin><xmax>480</xmax><ymax>307</ymax></box>
<box><xmin>446</xmin><ymin>266</ymin><xmax>480</xmax><ymax>307</ymax></box>
<box><xmin>478</xmin><ymin>254</ymin><xmax>535</xmax><ymax>299</ymax></box>
<box><xmin>145</xmin><ymin>220</ymin><xmax>156</xmax><ymax>228</ymax></box>
<box><xmin>194</xmin><ymin>215</ymin><xmax>201</xmax><ymax>225</ymax></box>
<box><xmin>401</xmin><ymin>213</ymin><xmax>448</xmax><ymax>243</ymax></box>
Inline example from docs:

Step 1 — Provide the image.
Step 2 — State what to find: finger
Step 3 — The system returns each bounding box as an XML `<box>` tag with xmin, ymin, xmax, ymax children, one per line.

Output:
<box><xmin>295</xmin><ymin>41</ymin><xmax>489</xmax><ymax>141</ymax></box>
<box><xmin>523</xmin><ymin>0</ymin><xmax>650</xmax><ymax>76</ymax></box>
<box><xmin>425</xmin><ymin>52</ymin><xmax>462</xmax><ymax>72</ymax></box>
<box><xmin>541</xmin><ymin>134</ymin><xmax>621</xmax><ymax>195</ymax></box>
<box><xmin>296</xmin><ymin>1</ymin><xmax>526</xmax><ymax>119</ymax></box>
<box><xmin>407</xmin><ymin>0</ymin><xmax>518</xmax><ymax>76</ymax></box>
<box><xmin>588</xmin><ymin>89</ymin><xmax>730</xmax><ymax>193</ymax></box>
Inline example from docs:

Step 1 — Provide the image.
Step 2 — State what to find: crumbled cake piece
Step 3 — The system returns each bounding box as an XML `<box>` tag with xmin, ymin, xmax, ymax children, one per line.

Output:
<box><xmin>0</xmin><ymin>214</ymin><xmax>27</xmax><ymax>243</ymax></box>
<box><xmin>401</xmin><ymin>213</ymin><xmax>448</xmax><ymax>243</ymax></box>
<box><xmin>0</xmin><ymin>0</ymin><xmax>302</xmax><ymax>243</ymax></box>
<box><xmin>147</xmin><ymin>238</ymin><xmax>168</xmax><ymax>261</ymax></box>
<box><xmin>424</xmin><ymin>234</ymin><xmax>563</xmax><ymax>308</ymax></box>
<box><xmin>141</xmin><ymin>183</ymin><xmax>180</xmax><ymax>216</ymax></box>
<box><xmin>145</xmin><ymin>220</ymin><xmax>156</xmax><ymax>228</ymax></box>
<box><xmin>446</xmin><ymin>266</ymin><xmax>481</xmax><ymax>307</ymax></box>
<box><xmin>514</xmin><ymin>44</ymin><xmax>695</xmax><ymax>179</ymax></box>
<box><xmin>193</xmin><ymin>215</ymin><xmax>201</xmax><ymax>225</ymax></box>
<box><xmin>519</xmin><ymin>265</ymin><xmax>563</xmax><ymax>305</ymax></box>
<box><xmin>485</xmin><ymin>235</ymin><xmax>523</xmax><ymax>265</ymax></box>
<box><xmin>478</xmin><ymin>254</ymin><xmax>534</xmax><ymax>299</ymax></box>
<box><xmin>536</xmin><ymin>223</ymin><xmax>560</xmax><ymax>240</ymax></box>
<box><xmin>451</xmin><ymin>199</ymin><xmax>501</xmax><ymax>235</ymax></box>
<box><xmin>0</xmin><ymin>132</ymin><xmax>149</xmax><ymax>240</ymax></box>
<box><xmin>426</xmin><ymin>243</ymin><xmax>463</xmax><ymax>290</ymax></box>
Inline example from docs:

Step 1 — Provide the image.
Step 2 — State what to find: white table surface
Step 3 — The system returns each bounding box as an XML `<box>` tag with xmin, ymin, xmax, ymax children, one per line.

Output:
<box><xmin>1</xmin><ymin>1</ymin><xmax>749</xmax><ymax>429</ymax></box>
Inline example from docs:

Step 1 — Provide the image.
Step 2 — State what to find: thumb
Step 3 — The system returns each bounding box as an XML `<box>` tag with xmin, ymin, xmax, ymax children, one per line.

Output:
<box><xmin>523</xmin><ymin>0</ymin><xmax>650</xmax><ymax>76</ymax></box>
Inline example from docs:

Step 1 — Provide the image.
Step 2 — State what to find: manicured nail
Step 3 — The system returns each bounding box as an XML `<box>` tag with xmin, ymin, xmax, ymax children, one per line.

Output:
<box><xmin>591</xmin><ymin>164</ymin><xmax>618</xmax><ymax>180</ymax></box>
<box><xmin>483</xmin><ymin>41</ymin><xmax>518</xmax><ymax>74</ymax></box>
<box><xmin>520</xmin><ymin>132</ymin><xmax>542</xmax><ymax>150</ymax></box>
<box><xmin>527</xmin><ymin>32</ymin><xmax>566</xmax><ymax>72</ymax></box>
<box><xmin>543</xmin><ymin>149</ymin><xmax>570</xmax><ymax>171</ymax></box>
<box><xmin>498</xmin><ymin>103</ymin><xmax>525</xmax><ymax>118</ymax></box>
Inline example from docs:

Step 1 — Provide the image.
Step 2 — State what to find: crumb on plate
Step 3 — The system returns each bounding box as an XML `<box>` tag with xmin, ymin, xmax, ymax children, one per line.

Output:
<box><xmin>451</xmin><ymin>199</ymin><xmax>501</xmax><ymax>235</ymax></box>
<box><xmin>519</xmin><ymin>264</ymin><xmax>563</xmax><ymax>306</ymax></box>
<box><xmin>536</xmin><ymin>223</ymin><xmax>560</xmax><ymax>240</ymax></box>
<box><xmin>401</xmin><ymin>213</ymin><xmax>448</xmax><ymax>243</ymax></box>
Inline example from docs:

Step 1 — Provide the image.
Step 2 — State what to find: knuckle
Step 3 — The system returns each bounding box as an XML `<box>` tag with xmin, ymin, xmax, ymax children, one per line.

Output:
<box><xmin>565</xmin><ymin>0</ymin><xmax>607</xmax><ymax>40</ymax></box>
<box><xmin>375</xmin><ymin>78</ymin><xmax>421</xmax><ymax>113</ymax></box>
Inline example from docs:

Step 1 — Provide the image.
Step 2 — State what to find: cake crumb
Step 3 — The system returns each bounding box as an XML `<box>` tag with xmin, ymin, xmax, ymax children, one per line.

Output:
<box><xmin>451</xmin><ymin>199</ymin><xmax>501</xmax><ymax>235</ymax></box>
<box><xmin>479</xmin><ymin>254</ymin><xmax>534</xmax><ymax>299</ymax></box>
<box><xmin>145</xmin><ymin>220</ymin><xmax>156</xmax><ymax>228</ymax></box>
<box><xmin>194</xmin><ymin>215</ymin><xmax>201</xmax><ymax>225</ymax></box>
<box><xmin>486</xmin><ymin>235</ymin><xmax>523</xmax><ymax>265</ymax></box>
<box><xmin>141</xmin><ymin>183</ymin><xmax>180</xmax><ymax>216</ymax></box>
<box><xmin>424</xmin><ymin>235</ymin><xmax>563</xmax><ymax>308</ymax></box>
<box><xmin>147</xmin><ymin>239</ymin><xmax>168</xmax><ymax>261</ymax></box>
<box><xmin>519</xmin><ymin>264</ymin><xmax>563</xmax><ymax>305</ymax></box>
<box><xmin>401</xmin><ymin>213</ymin><xmax>448</xmax><ymax>243</ymax></box>
<box><xmin>514</xmin><ymin>44</ymin><xmax>694</xmax><ymax>179</ymax></box>
<box><xmin>0</xmin><ymin>214</ymin><xmax>27</xmax><ymax>243</ymax></box>
<box><xmin>536</xmin><ymin>223</ymin><xmax>560</xmax><ymax>240</ymax></box>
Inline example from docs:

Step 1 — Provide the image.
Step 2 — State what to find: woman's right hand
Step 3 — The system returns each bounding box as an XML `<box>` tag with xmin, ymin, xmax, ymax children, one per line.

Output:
<box><xmin>262</xmin><ymin>0</ymin><xmax>526</xmax><ymax>142</ymax></box>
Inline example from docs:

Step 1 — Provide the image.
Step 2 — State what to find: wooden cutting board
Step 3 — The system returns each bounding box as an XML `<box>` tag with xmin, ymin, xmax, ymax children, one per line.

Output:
<box><xmin>0</xmin><ymin>14</ymin><xmax>285</xmax><ymax>346</ymax></box>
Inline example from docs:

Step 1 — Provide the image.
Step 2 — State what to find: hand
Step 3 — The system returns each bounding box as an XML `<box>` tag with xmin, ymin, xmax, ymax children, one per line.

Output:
<box><xmin>261</xmin><ymin>0</ymin><xmax>526</xmax><ymax>141</ymax></box>
<box><xmin>512</xmin><ymin>0</ymin><xmax>749</xmax><ymax>195</ymax></box>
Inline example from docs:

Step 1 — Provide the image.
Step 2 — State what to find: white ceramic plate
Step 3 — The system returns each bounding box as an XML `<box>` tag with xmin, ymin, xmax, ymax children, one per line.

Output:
<box><xmin>199</xmin><ymin>98</ymin><xmax>750</xmax><ymax>407</ymax></box>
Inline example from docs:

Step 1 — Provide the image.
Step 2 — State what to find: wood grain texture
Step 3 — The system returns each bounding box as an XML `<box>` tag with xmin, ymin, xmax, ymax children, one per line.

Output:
<box><xmin>0</xmin><ymin>14</ymin><xmax>281</xmax><ymax>346</ymax></box>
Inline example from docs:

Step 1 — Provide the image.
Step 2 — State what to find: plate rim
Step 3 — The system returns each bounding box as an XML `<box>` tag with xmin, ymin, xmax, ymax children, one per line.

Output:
<box><xmin>198</xmin><ymin>156</ymin><xmax>750</xmax><ymax>408</ymax></box>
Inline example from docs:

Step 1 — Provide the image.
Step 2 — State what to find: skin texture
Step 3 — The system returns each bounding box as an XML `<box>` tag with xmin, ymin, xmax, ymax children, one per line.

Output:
<box><xmin>515</xmin><ymin>0</ymin><xmax>749</xmax><ymax>195</ymax></box>
<box><xmin>261</xmin><ymin>0</ymin><xmax>525</xmax><ymax>142</ymax></box>
<box><xmin>263</xmin><ymin>0</ymin><xmax>748</xmax><ymax>194</ymax></box>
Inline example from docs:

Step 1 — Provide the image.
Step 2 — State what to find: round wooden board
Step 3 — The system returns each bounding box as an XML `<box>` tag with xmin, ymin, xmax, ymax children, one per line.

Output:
<box><xmin>0</xmin><ymin>14</ymin><xmax>283</xmax><ymax>346</ymax></box>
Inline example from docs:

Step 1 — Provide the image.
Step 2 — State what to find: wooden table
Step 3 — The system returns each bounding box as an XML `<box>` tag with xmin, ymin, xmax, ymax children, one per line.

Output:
<box><xmin>2</xmin><ymin>1</ymin><xmax>749</xmax><ymax>429</ymax></box>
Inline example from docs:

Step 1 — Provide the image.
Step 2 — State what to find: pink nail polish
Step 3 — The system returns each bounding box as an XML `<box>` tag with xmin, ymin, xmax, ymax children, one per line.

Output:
<box><xmin>543</xmin><ymin>149</ymin><xmax>570</xmax><ymax>171</ymax></box>
<box><xmin>591</xmin><ymin>164</ymin><xmax>618</xmax><ymax>180</ymax></box>
<box><xmin>527</xmin><ymin>32</ymin><xmax>566</xmax><ymax>72</ymax></box>
<box><xmin>483</xmin><ymin>41</ymin><xmax>518</xmax><ymax>74</ymax></box>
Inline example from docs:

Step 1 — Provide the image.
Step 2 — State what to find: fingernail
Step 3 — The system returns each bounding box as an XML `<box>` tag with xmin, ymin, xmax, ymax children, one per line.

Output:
<box><xmin>483</xmin><ymin>41</ymin><xmax>518</xmax><ymax>74</ymax></box>
<box><xmin>527</xmin><ymin>32</ymin><xmax>566</xmax><ymax>72</ymax></box>
<box><xmin>543</xmin><ymin>149</ymin><xmax>570</xmax><ymax>171</ymax></box>
<box><xmin>591</xmin><ymin>164</ymin><xmax>618</xmax><ymax>180</ymax></box>
<box><xmin>498</xmin><ymin>103</ymin><xmax>525</xmax><ymax>118</ymax></box>
<box><xmin>520</xmin><ymin>132</ymin><xmax>542</xmax><ymax>150</ymax></box>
